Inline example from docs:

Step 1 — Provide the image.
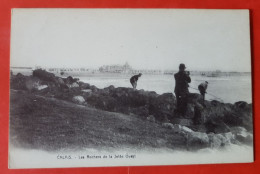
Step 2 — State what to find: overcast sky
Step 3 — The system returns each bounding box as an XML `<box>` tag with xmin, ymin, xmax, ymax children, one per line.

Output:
<box><xmin>10</xmin><ymin>9</ymin><xmax>251</xmax><ymax>72</ymax></box>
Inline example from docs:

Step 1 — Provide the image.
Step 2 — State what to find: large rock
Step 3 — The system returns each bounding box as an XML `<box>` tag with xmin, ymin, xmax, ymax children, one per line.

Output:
<box><xmin>149</xmin><ymin>93</ymin><xmax>176</xmax><ymax>122</ymax></box>
<box><xmin>72</xmin><ymin>96</ymin><xmax>85</xmax><ymax>104</ymax></box>
<box><xmin>78</xmin><ymin>82</ymin><xmax>90</xmax><ymax>89</ymax></box>
<box><xmin>147</xmin><ymin>115</ymin><xmax>156</xmax><ymax>122</ymax></box>
<box><xmin>205</xmin><ymin>116</ymin><xmax>231</xmax><ymax>133</ymax></box>
<box><xmin>25</xmin><ymin>77</ymin><xmax>40</xmax><ymax>91</ymax></box>
<box><xmin>10</xmin><ymin>73</ymin><xmax>27</xmax><ymax>90</ymax></box>
<box><xmin>230</xmin><ymin>126</ymin><xmax>253</xmax><ymax>144</ymax></box>
<box><xmin>171</xmin><ymin>118</ymin><xmax>193</xmax><ymax>127</ymax></box>
<box><xmin>186</xmin><ymin>131</ymin><xmax>209</xmax><ymax>149</ymax></box>
<box><xmin>67</xmin><ymin>82</ymin><xmax>79</xmax><ymax>88</ymax></box>
<box><xmin>208</xmin><ymin>132</ymin><xmax>233</xmax><ymax>148</ymax></box>
<box><xmin>32</xmin><ymin>69</ymin><xmax>56</xmax><ymax>82</ymax></box>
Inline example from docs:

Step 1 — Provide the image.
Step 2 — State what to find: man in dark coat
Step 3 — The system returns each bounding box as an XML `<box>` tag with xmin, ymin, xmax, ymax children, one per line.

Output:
<box><xmin>130</xmin><ymin>73</ymin><xmax>142</xmax><ymax>89</ymax></box>
<box><xmin>174</xmin><ymin>63</ymin><xmax>191</xmax><ymax>115</ymax></box>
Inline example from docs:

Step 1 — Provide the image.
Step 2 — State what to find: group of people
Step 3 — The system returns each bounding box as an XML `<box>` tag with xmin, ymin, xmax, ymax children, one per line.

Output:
<box><xmin>130</xmin><ymin>63</ymin><xmax>208</xmax><ymax>116</ymax></box>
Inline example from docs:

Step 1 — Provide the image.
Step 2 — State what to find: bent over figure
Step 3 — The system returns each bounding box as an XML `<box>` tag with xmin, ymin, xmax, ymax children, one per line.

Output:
<box><xmin>130</xmin><ymin>73</ymin><xmax>142</xmax><ymax>89</ymax></box>
<box><xmin>198</xmin><ymin>81</ymin><xmax>208</xmax><ymax>103</ymax></box>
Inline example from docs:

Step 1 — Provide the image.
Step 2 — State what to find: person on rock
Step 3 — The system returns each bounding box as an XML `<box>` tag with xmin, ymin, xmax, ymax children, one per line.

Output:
<box><xmin>174</xmin><ymin>63</ymin><xmax>191</xmax><ymax>116</ymax></box>
<box><xmin>198</xmin><ymin>81</ymin><xmax>208</xmax><ymax>104</ymax></box>
<box><xmin>130</xmin><ymin>73</ymin><xmax>142</xmax><ymax>89</ymax></box>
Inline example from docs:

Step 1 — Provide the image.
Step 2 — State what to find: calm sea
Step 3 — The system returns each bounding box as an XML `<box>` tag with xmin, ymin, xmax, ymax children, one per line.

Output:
<box><xmin>77</xmin><ymin>74</ymin><xmax>252</xmax><ymax>104</ymax></box>
<box><xmin>11</xmin><ymin>69</ymin><xmax>252</xmax><ymax>104</ymax></box>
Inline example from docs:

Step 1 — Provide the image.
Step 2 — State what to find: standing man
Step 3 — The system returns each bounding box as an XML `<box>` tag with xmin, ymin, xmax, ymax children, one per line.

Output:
<box><xmin>174</xmin><ymin>63</ymin><xmax>191</xmax><ymax>116</ymax></box>
<box><xmin>198</xmin><ymin>81</ymin><xmax>208</xmax><ymax>103</ymax></box>
<box><xmin>130</xmin><ymin>73</ymin><xmax>142</xmax><ymax>89</ymax></box>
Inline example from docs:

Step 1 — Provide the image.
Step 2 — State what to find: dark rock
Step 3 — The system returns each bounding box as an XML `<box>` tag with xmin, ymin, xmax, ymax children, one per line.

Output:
<box><xmin>171</xmin><ymin>118</ymin><xmax>193</xmax><ymax>127</ymax></box>
<box><xmin>186</xmin><ymin>131</ymin><xmax>209</xmax><ymax>149</ymax></box>
<box><xmin>230</xmin><ymin>126</ymin><xmax>253</xmax><ymax>144</ymax></box>
<box><xmin>32</xmin><ymin>69</ymin><xmax>56</xmax><ymax>82</ymax></box>
<box><xmin>65</xmin><ymin>76</ymin><xmax>74</xmax><ymax>84</ymax></box>
<box><xmin>234</xmin><ymin>101</ymin><xmax>248</xmax><ymax>109</ymax></box>
<box><xmin>78</xmin><ymin>81</ymin><xmax>90</xmax><ymax>89</ymax></box>
<box><xmin>205</xmin><ymin>117</ymin><xmax>231</xmax><ymax>133</ymax></box>
<box><xmin>10</xmin><ymin>73</ymin><xmax>27</xmax><ymax>90</ymax></box>
<box><xmin>130</xmin><ymin>105</ymin><xmax>149</xmax><ymax>117</ymax></box>
<box><xmin>147</xmin><ymin>115</ymin><xmax>156</xmax><ymax>122</ymax></box>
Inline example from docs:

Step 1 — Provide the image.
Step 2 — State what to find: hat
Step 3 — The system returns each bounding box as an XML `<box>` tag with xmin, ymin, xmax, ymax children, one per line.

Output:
<box><xmin>205</xmin><ymin>81</ymin><xmax>208</xmax><ymax>84</ymax></box>
<box><xmin>138</xmin><ymin>73</ymin><xmax>142</xmax><ymax>76</ymax></box>
<box><xmin>179</xmin><ymin>63</ymin><xmax>186</xmax><ymax>70</ymax></box>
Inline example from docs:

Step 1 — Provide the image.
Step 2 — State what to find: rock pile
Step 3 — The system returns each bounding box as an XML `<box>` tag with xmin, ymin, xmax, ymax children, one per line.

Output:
<box><xmin>10</xmin><ymin>69</ymin><xmax>253</xmax><ymax>148</ymax></box>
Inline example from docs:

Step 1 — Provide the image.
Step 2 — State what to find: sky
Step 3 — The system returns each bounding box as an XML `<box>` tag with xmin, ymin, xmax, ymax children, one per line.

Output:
<box><xmin>10</xmin><ymin>9</ymin><xmax>251</xmax><ymax>72</ymax></box>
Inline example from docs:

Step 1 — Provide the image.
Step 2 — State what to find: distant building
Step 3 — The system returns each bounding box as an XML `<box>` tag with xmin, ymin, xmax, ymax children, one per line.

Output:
<box><xmin>99</xmin><ymin>62</ymin><xmax>132</xmax><ymax>73</ymax></box>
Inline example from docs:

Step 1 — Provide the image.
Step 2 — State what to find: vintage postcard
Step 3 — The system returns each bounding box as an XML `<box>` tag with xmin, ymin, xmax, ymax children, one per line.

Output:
<box><xmin>9</xmin><ymin>9</ymin><xmax>253</xmax><ymax>169</ymax></box>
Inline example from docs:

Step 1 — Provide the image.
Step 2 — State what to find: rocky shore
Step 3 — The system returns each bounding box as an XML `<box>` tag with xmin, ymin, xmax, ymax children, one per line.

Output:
<box><xmin>10</xmin><ymin>69</ymin><xmax>253</xmax><ymax>150</ymax></box>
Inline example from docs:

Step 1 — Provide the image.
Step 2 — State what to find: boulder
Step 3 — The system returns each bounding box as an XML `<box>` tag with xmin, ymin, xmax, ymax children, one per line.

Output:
<box><xmin>162</xmin><ymin>123</ymin><xmax>174</xmax><ymax>129</ymax></box>
<box><xmin>130</xmin><ymin>105</ymin><xmax>149</xmax><ymax>117</ymax></box>
<box><xmin>230</xmin><ymin>126</ymin><xmax>253</xmax><ymax>144</ymax></box>
<box><xmin>171</xmin><ymin>118</ymin><xmax>193</xmax><ymax>127</ymax></box>
<box><xmin>208</xmin><ymin>133</ymin><xmax>233</xmax><ymax>148</ymax></box>
<box><xmin>65</xmin><ymin>76</ymin><xmax>74</xmax><ymax>84</ymax></box>
<box><xmin>208</xmin><ymin>133</ymin><xmax>222</xmax><ymax>148</ymax></box>
<box><xmin>36</xmin><ymin>85</ymin><xmax>48</xmax><ymax>90</ymax></box>
<box><xmin>234</xmin><ymin>101</ymin><xmax>249</xmax><ymax>109</ymax></box>
<box><xmin>10</xmin><ymin>73</ymin><xmax>27</xmax><ymax>90</ymax></box>
<box><xmin>72</xmin><ymin>96</ymin><xmax>85</xmax><ymax>104</ymax></box>
<box><xmin>186</xmin><ymin>131</ymin><xmax>209</xmax><ymax>149</ymax></box>
<box><xmin>56</xmin><ymin>77</ymin><xmax>64</xmax><ymax>85</ymax></box>
<box><xmin>222</xmin><ymin>132</ymin><xmax>235</xmax><ymax>144</ymax></box>
<box><xmin>25</xmin><ymin>78</ymin><xmax>41</xmax><ymax>91</ymax></box>
<box><xmin>82</xmin><ymin>89</ymin><xmax>92</xmax><ymax>93</ymax></box>
<box><xmin>205</xmin><ymin>116</ymin><xmax>231</xmax><ymax>133</ymax></box>
<box><xmin>71</xmin><ymin>82</ymin><xmax>79</xmax><ymax>88</ymax></box>
<box><xmin>32</xmin><ymin>69</ymin><xmax>56</xmax><ymax>82</ymax></box>
<box><xmin>78</xmin><ymin>82</ymin><xmax>90</xmax><ymax>89</ymax></box>
<box><xmin>147</xmin><ymin>115</ymin><xmax>156</xmax><ymax>122</ymax></box>
<box><xmin>171</xmin><ymin>124</ymin><xmax>193</xmax><ymax>134</ymax></box>
<box><xmin>149</xmin><ymin>93</ymin><xmax>175</xmax><ymax>121</ymax></box>
<box><xmin>104</xmin><ymin>85</ymin><xmax>115</xmax><ymax>92</ymax></box>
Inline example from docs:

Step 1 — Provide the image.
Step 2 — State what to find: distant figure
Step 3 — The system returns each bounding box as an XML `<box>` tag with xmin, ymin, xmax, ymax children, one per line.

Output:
<box><xmin>198</xmin><ymin>81</ymin><xmax>208</xmax><ymax>103</ymax></box>
<box><xmin>174</xmin><ymin>64</ymin><xmax>191</xmax><ymax>116</ymax></box>
<box><xmin>130</xmin><ymin>73</ymin><xmax>142</xmax><ymax>89</ymax></box>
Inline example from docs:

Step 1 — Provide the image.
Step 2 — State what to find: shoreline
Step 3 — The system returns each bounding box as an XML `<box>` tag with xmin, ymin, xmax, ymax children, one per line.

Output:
<box><xmin>9</xmin><ymin>69</ymin><xmax>253</xmax><ymax>154</ymax></box>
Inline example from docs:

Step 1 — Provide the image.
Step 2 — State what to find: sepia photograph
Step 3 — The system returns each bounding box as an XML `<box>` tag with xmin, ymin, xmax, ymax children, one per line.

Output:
<box><xmin>9</xmin><ymin>8</ymin><xmax>253</xmax><ymax>168</ymax></box>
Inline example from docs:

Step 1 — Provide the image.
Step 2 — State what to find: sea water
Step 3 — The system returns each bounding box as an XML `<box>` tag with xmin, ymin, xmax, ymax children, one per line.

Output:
<box><xmin>11</xmin><ymin>69</ymin><xmax>252</xmax><ymax>104</ymax></box>
<box><xmin>77</xmin><ymin>74</ymin><xmax>252</xmax><ymax>104</ymax></box>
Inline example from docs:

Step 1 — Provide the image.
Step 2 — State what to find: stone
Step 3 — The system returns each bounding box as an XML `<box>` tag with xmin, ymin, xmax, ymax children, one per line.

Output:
<box><xmin>171</xmin><ymin>124</ymin><xmax>193</xmax><ymax>134</ymax></box>
<box><xmin>82</xmin><ymin>89</ymin><xmax>92</xmax><ymax>93</ymax></box>
<box><xmin>72</xmin><ymin>96</ymin><xmax>85</xmax><ymax>104</ymax></box>
<box><xmin>182</xmin><ymin>126</ymin><xmax>194</xmax><ymax>133</ymax></box>
<box><xmin>186</xmin><ymin>131</ymin><xmax>209</xmax><ymax>148</ymax></box>
<box><xmin>162</xmin><ymin>123</ymin><xmax>174</xmax><ymax>129</ymax></box>
<box><xmin>36</xmin><ymin>85</ymin><xmax>48</xmax><ymax>90</ymax></box>
<box><xmin>25</xmin><ymin>78</ymin><xmax>40</xmax><ymax>91</ymax></box>
<box><xmin>208</xmin><ymin>133</ymin><xmax>222</xmax><ymax>148</ymax></box>
<box><xmin>32</xmin><ymin>69</ymin><xmax>56</xmax><ymax>82</ymax></box>
<box><xmin>147</xmin><ymin>115</ymin><xmax>155</xmax><ymax>122</ymax></box>
<box><xmin>56</xmin><ymin>77</ymin><xmax>64</xmax><ymax>85</ymax></box>
<box><xmin>172</xmin><ymin>118</ymin><xmax>193</xmax><ymax>127</ymax></box>
<box><xmin>78</xmin><ymin>82</ymin><xmax>90</xmax><ymax>89</ymax></box>
<box><xmin>71</xmin><ymin>82</ymin><xmax>79</xmax><ymax>88</ymax></box>
<box><xmin>222</xmin><ymin>132</ymin><xmax>235</xmax><ymax>144</ymax></box>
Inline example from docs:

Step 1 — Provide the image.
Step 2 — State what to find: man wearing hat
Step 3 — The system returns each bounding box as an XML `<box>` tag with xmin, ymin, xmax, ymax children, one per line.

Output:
<box><xmin>174</xmin><ymin>63</ymin><xmax>191</xmax><ymax>116</ymax></box>
<box><xmin>130</xmin><ymin>73</ymin><xmax>142</xmax><ymax>89</ymax></box>
<box><xmin>198</xmin><ymin>81</ymin><xmax>208</xmax><ymax>104</ymax></box>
